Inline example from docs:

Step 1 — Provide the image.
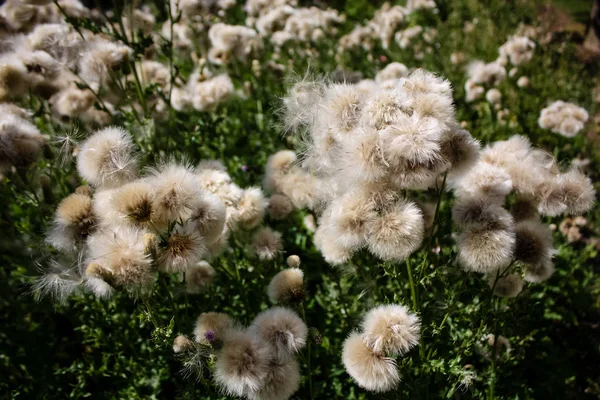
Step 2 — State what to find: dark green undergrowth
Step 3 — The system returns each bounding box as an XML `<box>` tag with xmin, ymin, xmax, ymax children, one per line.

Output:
<box><xmin>1</xmin><ymin>0</ymin><xmax>599</xmax><ymax>399</ymax></box>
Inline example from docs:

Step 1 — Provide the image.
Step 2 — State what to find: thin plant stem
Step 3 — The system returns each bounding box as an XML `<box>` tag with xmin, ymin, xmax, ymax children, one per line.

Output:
<box><xmin>141</xmin><ymin>296</ymin><xmax>159</xmax><ymax>329</ymax></box>
<box><xmin>405</xmin><ymin>258</ymin><xmax>425</xmax><ymax>362</ymax></box>
<box><xmin>418</xmin><ymin>172</ymin><xmax>448</xmax><ymax>282</ymax></box>
<box><xmin>52</xmin><ymin>0</ymin><xmax>85</xmax><ymax>39</ymax></box>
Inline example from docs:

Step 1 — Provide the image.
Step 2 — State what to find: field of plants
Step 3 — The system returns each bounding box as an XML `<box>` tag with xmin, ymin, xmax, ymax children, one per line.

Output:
<box><xmin>0</xmin><ymin>0</ymin><xmax>599</xmax><ymax>399</ymax></box>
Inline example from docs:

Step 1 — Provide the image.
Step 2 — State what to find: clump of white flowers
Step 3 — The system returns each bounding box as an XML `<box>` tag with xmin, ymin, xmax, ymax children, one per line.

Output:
<box><xmin>274</xmin><ymin>69</ymin><xmax>480</xmax><ymax>265</ymax></box>
<box><xmin>338</xmin><ymin>1</ymin><xmax>437</xmax><ymax>54</ymax></box>
<box><xmin>464</xmin><ymin>60</ymin><xmax>506</xmax><ymax>102</ymax></box>
<box><xmin>38</xmin><ymin>127</ymin><xmax>269</xmax><ymax>299</ymax></box>
<box><xmin>342</xmin><ymin>303</ymin><xmax>420</xmax><ymax>392</ymax></box>
<box><xmin>208</xmin><ymin>23</ymin><xmax>263</xmax><ymax>65</ymax></box>
<box><xmin>452</xmin><ymin>135</ymin><xmax>594</xmax><ymax>293</ymax></box>
<box><xmin>538</xmin><ymin>101</ymin><xmax>589</xmax><ymax>138</ymax></box>
<box><xmin>498</xmin><ymin>36</ymin><xmax>536</xmax><ymax>66</ymax></box>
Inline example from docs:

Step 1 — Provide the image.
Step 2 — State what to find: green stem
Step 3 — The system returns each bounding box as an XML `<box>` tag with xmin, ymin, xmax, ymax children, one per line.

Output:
<box><xmin>406</xmin><ymin>258</ymin><xmax>426</xmax><ymax>363</ymax></box>
<box><xmin>418</xmin><ymin>172</ymin><xmax>448</xmax><ymax>282</ymax></box>
<box><xmin>141</xmin><ymin>296</ymin><xmax>159</xmax><ymax>329</ymax></box>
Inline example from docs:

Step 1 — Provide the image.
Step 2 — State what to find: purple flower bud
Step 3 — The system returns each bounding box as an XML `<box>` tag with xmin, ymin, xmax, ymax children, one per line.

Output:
<box><xmin>204</xmin><ymin>330</ymin><xmax>216</xmax><ymax>342</ymax></box>
<box><xmin>241</xmin><ymin>165</ymin><xmax>248</xmax><ymax>172</ymax></box>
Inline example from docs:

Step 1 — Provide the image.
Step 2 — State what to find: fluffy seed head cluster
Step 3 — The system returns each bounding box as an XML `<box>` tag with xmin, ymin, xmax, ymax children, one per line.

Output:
<box><xmin>45</xmin><ymin>127</ymin><xmax>268</xmax><ymax>298</ymax></box>
<box><xmin>342</xmin><ymin>303</ymin><xmax>420</xmax><ymax>392</ymax></box>
<box><xmin>465</xmin><ymin>60</ymin><xmax>506</xmax><ymax>102</ymax></box>
<box><xmin>538</xmin><ymin>101</ymin><xmax>589</xmax><ymax>138</ymax></box>
<box><xmin>338</xmin><ymin>1</ymin><xmax>436</xmax><ymax>53</ymax></box>
<box><xmin>276</xmin><ymin>68</ymin><xmax>480</xmax><ymax>265</ymax></box>
<box><xmin>464</xmin><ymin>31</ymin><xmax>536</xmax><ymax>103</ymax></box>
<box><xmin>247</xmin><ymin>0</ymin><xmax>343</xmax><ymax>50</ymax></box>
<box><xmin>185</xmin><ymin>305</ymin><xmax>305</xmax><ymax>399</ymax></box>
<box><xmin>208</xmin><ymin>23</ymin><xmax>262</xmax><ymax>65</ymax></box>
<box><xmin>498</xmin><ymin>36</ymin><xmax>536</xmax><ymax>66</ymax></box>
<box><xmin>452</xmin><ymin>135</ymin><xmax>592</xmax><ymax>286</ymax></box>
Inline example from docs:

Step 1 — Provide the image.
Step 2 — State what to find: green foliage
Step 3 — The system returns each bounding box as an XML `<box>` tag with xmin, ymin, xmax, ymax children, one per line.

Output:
<box><xmin>1</xmin><ymin>0</ymin><xmax>599</xmax><ymax>399</ymax></box>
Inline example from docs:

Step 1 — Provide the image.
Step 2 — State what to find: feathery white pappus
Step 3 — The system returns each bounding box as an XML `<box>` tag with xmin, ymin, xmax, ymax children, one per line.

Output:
<box><xmin>85</xmin><ymin>225</ymin><xmax>154</xmax><ymax>290</ymax></box>
<box><xmin>248</xmin><ymin>307</ymin><xmax>307</xmax><ymax>361</ymax></box>
<box><xmin>194</xmin><ymin>312</ymin><xmax>236</xmax><ymax>343</ymax></box>
<box><xmin>214</xmin><ymin>329</ymin><xmax>271</xmax><ymax>397</ymax></box>
<box><xmin>267</xmin><ymin>267</ymin><xmax>304</xmax><ymax>303</ymax></box>
<box><xmin>342</xmin><ymin>332</ymin><xmax>400</xmax><ymax>393</ymax></box>
<box><xmin>47</xmin><ymin>192</ymin><xmax>97</xmax><ymax>251</ymax></box>
<box><xmin>157</xmin><ymin>223</ymin><xmax>206</xmax><ymax>273</ymax></box>
<box><xmin>76</xmin><ymin>126</ymin><xmax>137</xmax><ymax>189</ymax></box>
<box><xmin>362</xmin><ymin>304</ymin><xmax>421</xmax><ymax>356</ymax></box>
<box><xmin>252</xmin><ymin>227</ymin><xmax>283</xmax><ymax>260</ymax></box>
<box><xmin>538</xmin><ymin>100</ymin><xmax>588</xmax><ymax>138</ymax></box>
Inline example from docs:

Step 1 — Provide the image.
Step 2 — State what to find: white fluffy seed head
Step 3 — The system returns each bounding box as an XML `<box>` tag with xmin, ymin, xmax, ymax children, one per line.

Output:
<box><xmin>249</xmin><ymin>357</ymin><xmax>300</xmax><ymax>400</ymax></box>
<box><xmin>452</xmin><ymin>197</ymin><xmax>514</xmax><ymax>231</ymax></box>
<box><xmin>194</xmin><ymin>312</ymin><xmax>236</xmax><ymax>343</ymax></box>
<box><xmin>189</xmin><ymin>192</ymin><xmax>227</xmax><ymax>243</ymax></box>
<box><xmin>107</xmin><ymin>180</ymin><xmax>154</xmax><ymax>228</ymax></box>
<box><xmin>173</xmin><ymin>335</ymin><xmax>193</xmax><ymax>353</ymax></box>
<box><xmin>286</xmin><ymin>255</ymin><xmax>301</xmax><ymax>268</ymax></box>
<box><xmin>237</xmin><ymin>187</ymin><xmax>268</xmax><ymax>230</ymax></box>
<box><xmin>76</xmin><ymin>126</ymin><xmax>137</xmax><ymax>188</ymax></box>
<box><xmin>456</xmin><ymin>225</ymin><xmax>516</xmax><ymax>274</ymax></box>
<box><xmin>342</xmin><ymin>332</ymin><xmax>400</xmax><ymax>393</ymax></box>
<box><xmin>267</xmin><ymin>268</ymin><xmax>304</xmax><ymax>303</ymax></box>
<box><xmin>252</xmin><ymin>227</ymin><xmax>283</xmax><ymax>260</ymax></box>
<box><xmin>263</xmin><ymin>150</ymin><xmax>297</xmax><ymax>192</ymax></box>
<box><xmin>48</xmin><ymin>192</ymin><xmax>97</xmax><ymax>250</ymax></box>
<box><xmin>441</xmin><ymin>127</ymin><xmax>480</xmax><ymax>179</ymax></box>
<box><xmin>248</xmin><ymin>307</ymin><xmax>307</xmax><ymax>361</ymax></box>
<box><xmin>157</xmin><ymin>224</ymin><xmax>206</xmax><ymax>273</ymax></box>
<box><xmin>362</xmin><ymin>304</ymin><xmax>421</xmax><ymax>356</ymax></box>
<box><xmin>514</xmin><ymin>220</ymin><xmax>555</xmax><ymax>265</ymax></box>
<box><xmin>327</xmin><ymin>189</ymin><xmax>377</xmax><ymax>251</ymax></box>
<box><xmin>314</xmin><ymin>223</ymin><xmax>353</xmax><ymax>265</ymax></box>
<box><xmin>268</xmin><ymin>193</ymin><xmax>295</xmax><ymax>220</ymax></box>
<box><xmin>86</xmin><ymin>226</ymin><xmax>154</xmax><ymax>291</ymax></box>
<box><xmin>453</xmin><ymin>160</ymin><xmax>512</xmax><ymax>201</ymax></box>
<box><xmin>366</xmin><ymin>199</ymin><xmax>424</xmax><ymax>262</ymax></box>
<box><xmin>376</xmin><ymin>62</ymin><xmax>409</xmax><ymax>83</ymax></box>
<box><xmin>214</xmin><ymin>329</ymin><xmax>270</xmax><ymax>397</ymax></box>
<box><xmin>147</xmin><ymin>162</ymin><xmax>201</xmax><ymax>228</ymax></box>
